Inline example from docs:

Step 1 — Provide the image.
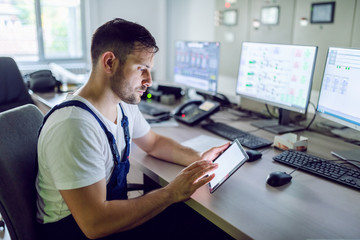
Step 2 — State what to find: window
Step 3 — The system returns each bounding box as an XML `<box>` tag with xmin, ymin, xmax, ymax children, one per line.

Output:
<box><xmin>0</xmin><ymin>0</ymin><xmax>84</xmax><ymax>63</ymax></box>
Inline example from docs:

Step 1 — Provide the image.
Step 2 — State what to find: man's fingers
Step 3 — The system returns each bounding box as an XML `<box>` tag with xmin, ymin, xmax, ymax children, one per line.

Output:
<box><xmin>192</xmin><ymin>162</ymin><xmax>218</xmax><ymax>181</ymax></box>
<box><xmin>178</xmin><ymin>160</ymin><xmax>218</xmax><ymax>189</ymax></box>
<box><xmin>184</xmin><ymin>161</ymin><xmax>217</xmax><ymax>180</ymax></box>
<box><xmin>184</xmin><ymin>159</ymin><xmax>212</xmax><ymax>171</ymax></box>
<box><xmin>210</xmin><ymin>142</ymin><xmax>231</xmax><ymax>153</ymax></box>
<box><xmin>194</xmin><ymin>173</ymin><xmax>215</xmax><ymax>189</ymax></box>
<box><xmin>218</xmin><ymin>142</ymin><xmax>231</xmax><ymax>151</ymax></box>
<box><xmin>201</xmin><ymin>142</ymin><xmax>231</xmax><ymax>161</ymax></box>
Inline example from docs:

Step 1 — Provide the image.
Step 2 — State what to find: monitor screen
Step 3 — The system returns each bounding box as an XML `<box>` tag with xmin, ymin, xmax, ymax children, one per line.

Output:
<box><xmin>236</xmin><ymin>42</ymin><xmax>317</xmax><ymax>114</ymax></box>
<box><xmin>317</xmin><ymin>47</ymin><xmax>360</xmax><ymax>132</ymax></box>
<box><xmin>174</xmin><ymin>41</ymin><xmax>220</xmax><ymax>94</ymax></box>
<box><xmin>235</xmin><ymin>42</ymin><xmax>318</xmax><ymax>134</ymax></box>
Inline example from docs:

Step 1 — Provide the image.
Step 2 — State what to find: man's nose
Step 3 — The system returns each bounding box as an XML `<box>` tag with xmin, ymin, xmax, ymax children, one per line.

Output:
<box><xmin>143</xmin><ymin>69</ymin><xmax>152</xmax><ymax>87</ymax></box>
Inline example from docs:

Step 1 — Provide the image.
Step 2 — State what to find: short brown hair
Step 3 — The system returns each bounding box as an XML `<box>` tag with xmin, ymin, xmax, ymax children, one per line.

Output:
<box><xmin>90</xmin><ymin>18</ymin><xmax>159</xmax><ymax>67</ymax></box>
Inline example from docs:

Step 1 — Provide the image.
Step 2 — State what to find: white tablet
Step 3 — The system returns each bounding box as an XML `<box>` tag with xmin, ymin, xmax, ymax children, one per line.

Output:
<box><xmin>209</xmin><ymin>139</ymin><xmax>249</xmax><ymax>193</ymax></box>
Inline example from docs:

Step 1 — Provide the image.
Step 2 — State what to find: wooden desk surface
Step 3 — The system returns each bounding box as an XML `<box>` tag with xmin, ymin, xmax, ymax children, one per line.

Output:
<box><xmin>130</xmin><ymin>110</ymin><xmax>360</xmax><ymax>240</ymax></box>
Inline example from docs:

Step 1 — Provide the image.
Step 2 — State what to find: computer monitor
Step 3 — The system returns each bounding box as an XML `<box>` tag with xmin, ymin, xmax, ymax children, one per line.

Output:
<box><xmin>236</xmin><ymin>42</ymin><xmax>318</xmax><ymax>134</ymax></box>
<box><xmin>174</xmin><ymin>41</ymin><xmax>220</xmax><ymax>95</ymax></box>
<box><xmin>317</xmin><ymin>47</ymin><xmax>360</xmax><ymax>161</ymax></box>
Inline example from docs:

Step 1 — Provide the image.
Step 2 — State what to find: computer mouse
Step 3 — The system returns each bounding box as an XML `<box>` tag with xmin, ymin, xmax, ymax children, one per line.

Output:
<box><xmin>266</xmin><ymin>171</ymin><xmax>292</xmax><ymax>187</ymax></box>
<box><xmin>246</xmin><ymin>150</ymin><xmax>262</xmax><ymax>162</ymax></box>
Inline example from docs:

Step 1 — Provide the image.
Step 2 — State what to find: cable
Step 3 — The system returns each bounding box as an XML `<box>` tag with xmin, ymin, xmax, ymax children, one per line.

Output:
<box><xmin>305</xmin><ymin>102</ymin><xmax>317</xmax><ymax>130</ymax></box>
<box><xmin>343</xmin><ymin>159</ymin><xmax>360</xmax><ymax>170</ymax></box>
<box><xmin>265</xmin><ymin>104</ymin><xmax>278</xmax><ymax>119</ymax></box>
<box><xmin>334</xmin><ymin>159</ymin><xmax>360</xmax><ymax>170</ymax></box>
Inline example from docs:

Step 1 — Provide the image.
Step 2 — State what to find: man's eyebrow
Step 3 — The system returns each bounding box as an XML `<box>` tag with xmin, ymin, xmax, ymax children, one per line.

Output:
<box><xmin>133</xmin><ymin>54</ymin><xmax>153</xmax><ymax>68</ymax></box>
<box><xmin>137</xmin><ymin>62</ymin><xmax>151</xmax><ymax>68</ymax></box>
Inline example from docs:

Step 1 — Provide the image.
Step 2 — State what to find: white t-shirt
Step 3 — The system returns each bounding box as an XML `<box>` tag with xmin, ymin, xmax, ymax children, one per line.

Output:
<box><xmin>36</xmin><ymin>95</ymin><xmax>150</xmax><ymax>223</ymax></box>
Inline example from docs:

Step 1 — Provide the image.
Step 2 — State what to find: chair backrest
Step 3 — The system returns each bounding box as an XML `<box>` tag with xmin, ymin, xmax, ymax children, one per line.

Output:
<box><xmin>0</xmin><ymin>104</ymin><xmax>43</xmax><ymax>240</ymax></box>
<box><xmin>0</xmin><ymin>57</ymin><xmax>35</xmax><ymax>113</ymax></box>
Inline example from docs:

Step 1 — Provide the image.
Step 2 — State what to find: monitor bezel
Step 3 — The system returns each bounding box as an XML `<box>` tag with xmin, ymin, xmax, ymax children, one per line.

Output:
<box><xmin>235</xmin><ymin>41</ymin><xmax>318</xmax><ymax>114</ymax></box>
<box><xmin>316</xmin><ymin>47</ymin><xmax>360</xmax><ymax>132</ymax></box>
<box><xmin>173</xmin><ymin>40</ymin><xmax>221</xmax><ymax>96</ymax></box>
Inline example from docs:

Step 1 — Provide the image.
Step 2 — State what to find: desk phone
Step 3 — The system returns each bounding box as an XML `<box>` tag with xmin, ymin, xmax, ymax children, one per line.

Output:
<box><xmin>173</xmin><ymin>99</ymin><xmax>220</xmax><ymax>126</ymax></box>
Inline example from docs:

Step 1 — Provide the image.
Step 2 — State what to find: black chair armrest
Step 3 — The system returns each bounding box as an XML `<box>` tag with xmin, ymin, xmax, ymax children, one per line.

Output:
<box><xmin>127</xmin><ymin>183</ymin><xmax>148</xmax><ymax>192</ymax></box>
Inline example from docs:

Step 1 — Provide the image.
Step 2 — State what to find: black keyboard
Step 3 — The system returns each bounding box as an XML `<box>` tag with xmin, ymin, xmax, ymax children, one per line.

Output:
<box><xmin>202</xmin><ymin>122</ymin><xmax>273</xmax><ymax>149</ymax></box>
<box><xmin>273</xmin><ymin>150</ymin><xmax>360</xmax><ymax>191</ymax></box>
<box><xmin>138</xmin><ymin>101</ymin><xmax>170</xmax><ymax>116</ymax></box>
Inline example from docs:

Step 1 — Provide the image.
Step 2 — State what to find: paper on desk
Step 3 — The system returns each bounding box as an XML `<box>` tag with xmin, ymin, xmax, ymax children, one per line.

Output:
<box><xmin>181</xmin><ymin>135</ymin><xmax>228</xmax><ymax>153</ymax></box>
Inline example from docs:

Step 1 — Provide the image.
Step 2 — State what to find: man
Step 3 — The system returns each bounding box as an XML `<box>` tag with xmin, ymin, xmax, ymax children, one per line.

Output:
<box><xmin>36</xmin><ymin>18</ymin><xmax>230</xmax><ymax>240</ymax></box>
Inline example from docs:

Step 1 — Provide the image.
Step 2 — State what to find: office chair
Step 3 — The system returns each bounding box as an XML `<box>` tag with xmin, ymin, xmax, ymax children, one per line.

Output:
<box><xmin>0</xmin><ymin>104</ymin><xmax>43</xmax><ymax>240</ymax></box>
<box><xmin>0</xmin><ymin>57</ymin><xmax>35</xmax><ymax>113</ymax></box>
<box><xmin>0</xmin><ymin>104</ymin><xmax>150</xmax><ymax>240</ymax></box>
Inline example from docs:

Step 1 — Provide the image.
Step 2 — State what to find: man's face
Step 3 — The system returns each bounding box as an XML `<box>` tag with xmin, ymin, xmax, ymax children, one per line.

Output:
<box><xmin>110</xmin><ymin>48</ymin><xmax>154</xmax><ymax>104</ymax></box>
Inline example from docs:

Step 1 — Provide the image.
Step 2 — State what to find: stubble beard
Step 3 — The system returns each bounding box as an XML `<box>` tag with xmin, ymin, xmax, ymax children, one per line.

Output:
<box><xmin>110</xmin><ymin>72</ymin><xmax>145</xmax><ymax>105</ymax></box>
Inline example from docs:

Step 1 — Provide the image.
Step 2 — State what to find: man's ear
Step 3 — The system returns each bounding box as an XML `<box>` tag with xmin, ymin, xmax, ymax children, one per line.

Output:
<box><xmin>101</xmin><ymin>51</ymin><xmax>117</xmax><ymax>74</ymax></box>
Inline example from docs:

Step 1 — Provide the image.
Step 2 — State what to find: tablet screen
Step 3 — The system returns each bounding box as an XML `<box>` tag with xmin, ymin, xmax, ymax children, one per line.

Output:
<box><xmin>209</xmin><ymin>139</ymin><xmax>249</xmax><ymax>193</ymax></box>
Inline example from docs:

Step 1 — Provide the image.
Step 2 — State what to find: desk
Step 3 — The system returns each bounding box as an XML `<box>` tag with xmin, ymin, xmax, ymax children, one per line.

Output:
<box><xmin>131</xmin><ymin>110</ymin><xmax>360</xmax><ymax>240</ymax></box>
<box><xmin>30</xmin><ymin>91</ymin><xmax>70</xmax><ymax>115</ymax></box>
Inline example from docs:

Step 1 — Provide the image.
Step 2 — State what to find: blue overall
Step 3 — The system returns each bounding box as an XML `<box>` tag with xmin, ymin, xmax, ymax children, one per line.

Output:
<box><xmin>38</xmin><ymin>100</ymin><xmax>131</xmax><ymax>239</ymax></box>
<box><xmin>39</xmin><ymin>100</ymin><xmax>131</xmax><ymax>200</ymax></box>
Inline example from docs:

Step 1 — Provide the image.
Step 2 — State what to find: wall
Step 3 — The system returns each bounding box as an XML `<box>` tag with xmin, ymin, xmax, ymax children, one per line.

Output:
<box><xmin>85</xmin><ymin>0</ymin><xmax>167</xmax><ymax>81</ymax></box>
<box><xmin>85</xmin><ymin>0</ymin><xmax>360</xmax><ymax>106</ymax></box>
<box><xmin>292</xmin><ymin>0</ymin><xmax>357</xmax><ymax>91</ymax></box>
<box><xmin>352</xmin><ymin>1</ymin><xmax>360</xmax><ymax>46</ymax></box>
<box><xmin>214</xmin><ymin>0</ymin><xmax>360</xmax><ymax>100</ymax></box>
<box><xmin>165</xmin><ymin>0</ymin><xmax>215</xmax><ymax>82</ymax></box>
<box><xmin>86</xmin><ymin>0</ymin><xmax>215</xmax><ymax>83</ymax></box>
<box><xmin>248</xmin><ymin>0</ymin><xmax>296</xmax><ymax>44</ymax></box>
<box><xmin>214</xmin><ymin>0</ymin><xmax>249</xmax><ymax>78</ymax></box>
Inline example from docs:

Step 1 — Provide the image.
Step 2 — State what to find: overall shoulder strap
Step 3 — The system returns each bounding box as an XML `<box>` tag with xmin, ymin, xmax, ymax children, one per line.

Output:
<box><xmin>38</xmin><ymin>100</ymin><xmax>120</xmax><ymax>163</ymax></box>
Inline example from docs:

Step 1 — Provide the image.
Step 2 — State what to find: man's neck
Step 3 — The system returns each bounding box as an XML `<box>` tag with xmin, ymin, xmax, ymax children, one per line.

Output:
<box><xmin>75</xmin><ymin>74</ymin><xmax>119</xmax><ymax>124</ymax></box>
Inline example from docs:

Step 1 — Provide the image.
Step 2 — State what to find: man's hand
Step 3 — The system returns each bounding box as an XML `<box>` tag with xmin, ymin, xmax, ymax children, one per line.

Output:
<box><xmin>165</xmin><ymin>160</ymin><xmax>218</xmax><ymax>203</ymax></box>
<box><xmin>200</xmin><ymin>142</ymin><xmax>231</xmax><ymax>162</ymax></box>
<box><xmin>165</xmin><ymin>142</ymin><xmax>230</xmax><ymax>203</ymax></box>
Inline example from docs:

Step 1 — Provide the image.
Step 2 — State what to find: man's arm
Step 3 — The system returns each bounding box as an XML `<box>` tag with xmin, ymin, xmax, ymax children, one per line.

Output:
<box><xmin>133</xmin><ymin>129</ymin><xmax>230</xmax><ymax>166</ymax></box>
<box><xmin>61</xmin><ymin>159</ymin><xmax>218</xmax><ymax>239</ymax></box>
<box><xmin>60</xmin><ymin>130</ymin><xmax>229</xmax><ymax>239</ymax></box>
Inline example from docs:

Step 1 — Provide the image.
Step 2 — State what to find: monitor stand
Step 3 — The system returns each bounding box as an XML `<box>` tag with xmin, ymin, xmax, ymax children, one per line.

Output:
<box><xmin>251</xmin><ymin>108</ymin><xmax>305</xmax><ymax>134</ymax></box>
<box><xmin>251</xmin><ymin>119</ymin><xmax>278</xmax><ymax>128</ymax></box>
